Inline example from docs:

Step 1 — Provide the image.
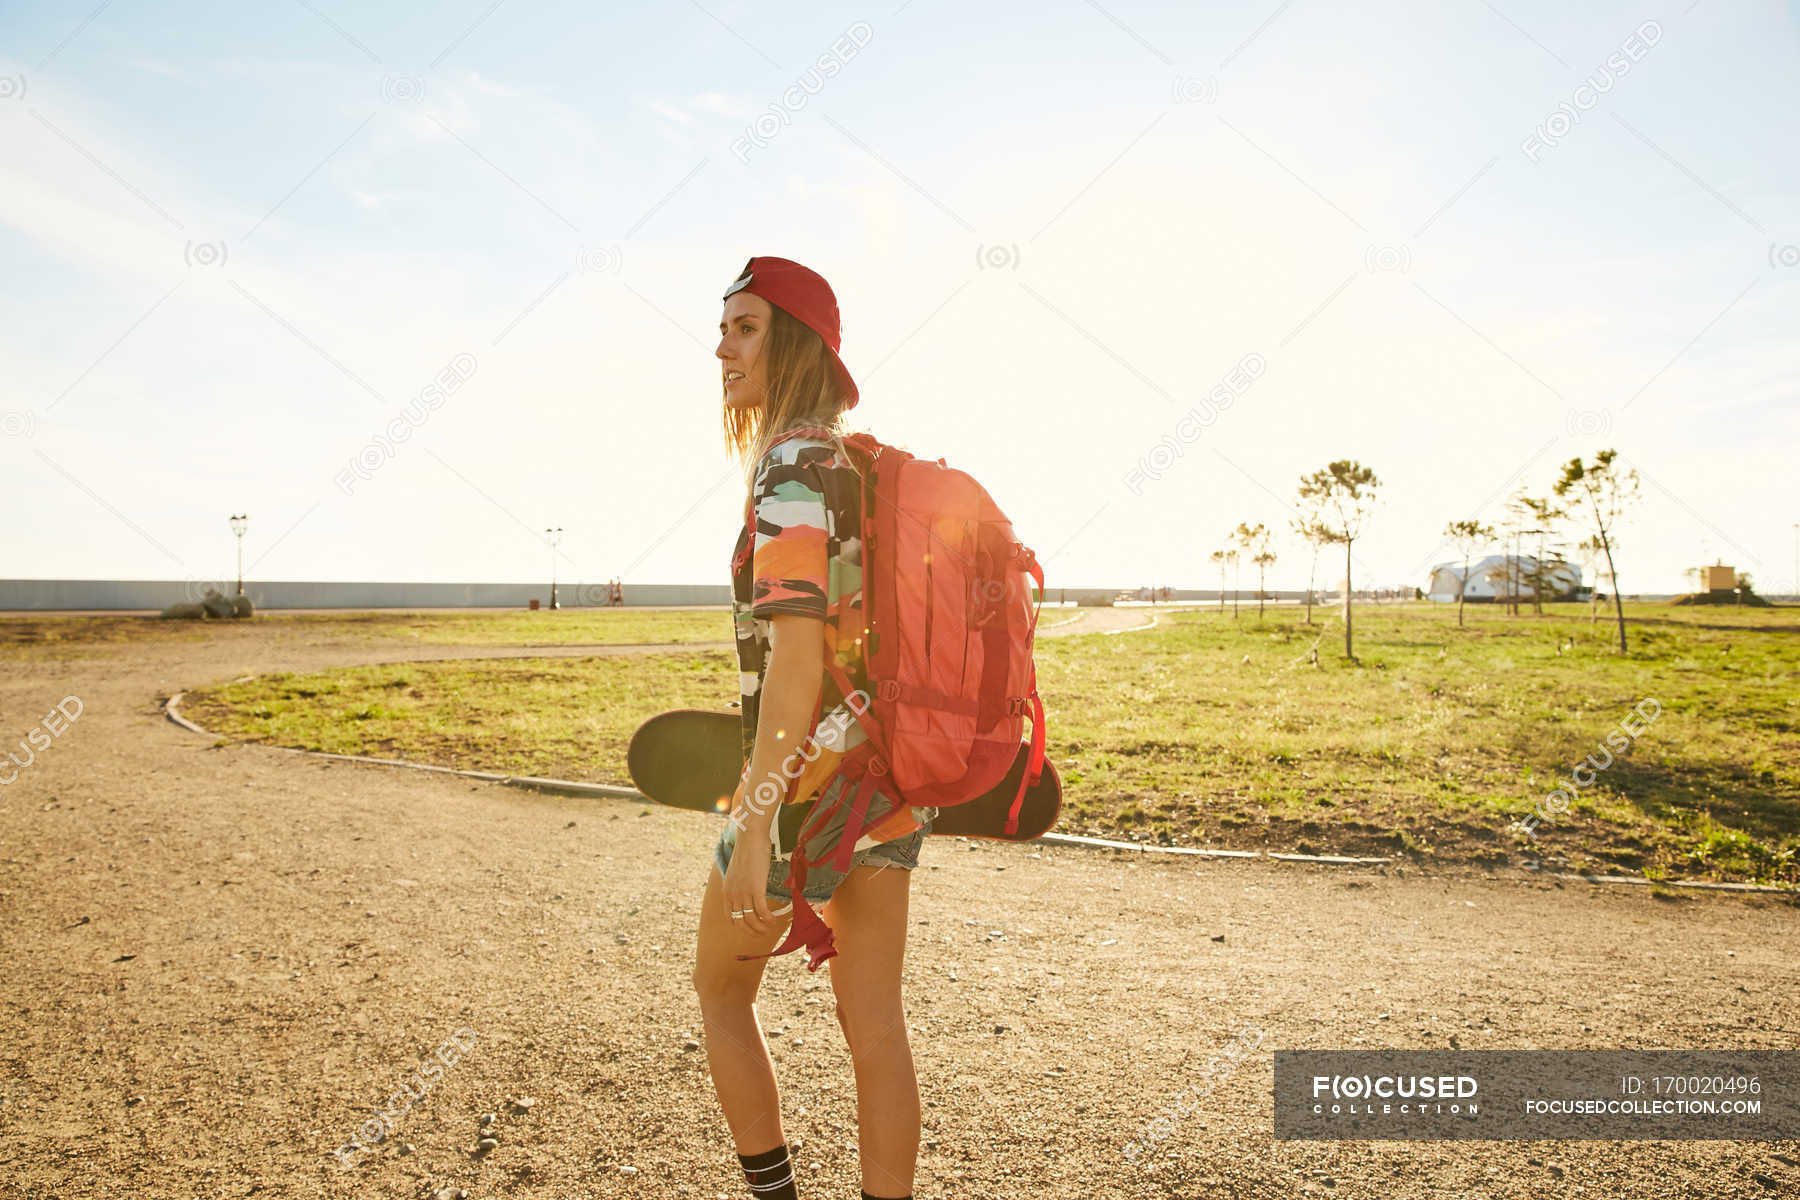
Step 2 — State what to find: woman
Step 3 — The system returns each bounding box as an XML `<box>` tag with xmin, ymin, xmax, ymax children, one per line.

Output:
<box><xmin>692</xmin><ymin>256</ymin><xmax>929</xmax><ymax>1200</ymax></box>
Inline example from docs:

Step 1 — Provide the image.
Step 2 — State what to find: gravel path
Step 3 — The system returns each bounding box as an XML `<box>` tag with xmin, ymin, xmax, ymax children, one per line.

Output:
<box><xmin>1</xmin><ymin>617</ymin><xmax>1796</xmax><ymax>1199</ymax></box>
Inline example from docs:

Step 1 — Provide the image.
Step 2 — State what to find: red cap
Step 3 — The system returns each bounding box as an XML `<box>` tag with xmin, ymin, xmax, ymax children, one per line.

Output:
<box><xmin>723</xmin><ymin>256</ymin><xmax>859</xmax><ymax>409</ymax></box>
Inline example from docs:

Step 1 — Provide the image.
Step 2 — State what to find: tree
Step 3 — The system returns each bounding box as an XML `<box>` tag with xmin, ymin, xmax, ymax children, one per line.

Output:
<box><xmin>1497</xmin><ymin>487</ymin><xmax>1537</xmax><ymax>617</ymax></box>
<box><xmin>1296</xmin><ymin>460</ymin><xmax>1381</xmax><ymax>660</ymax></box>
<box><xmin>1520</xmin><ymin>494</ymin><xmax>1568</xmax><ymax>615</ymax></box>
<box><xmin>1538</xmin><ymin>543</ymin><xmax>1578</xmax><ymax>603</ymax></box>
<box><xmin>1253</xmin><ymin>550</ymin><xmax>1278</xmax><ymax>618</ymax></box>
<box><xmin>1480</xmin><ymin>558</ymin><xmax>1512</xmax><ymax>614</ymax></box>
<box><xmin>1442</xmin><ymin>519</ymin><xmax>1495</xmax><ymax>628</ymax></box>
<box><xmin>1233</xmin><ymin>522</ymin><xmax>1270</xmax><ymax>619</ymax></box>
<box><xmin>1209</xmin><ymin>548</ymin><xmax>1231</xmax><ymax>612</ymax></box>
<box><xmin>1577</xmin><ymin>535</ymin><xmax>1606</xmax><ymax>629</ymax></box>
<box><xmin>1554</xmin><ymin>449</ymin><xmax>1639</xmax><ymax>653</ymax></box>
<box><xmin>1291</xmin><ymin>518</ymin><xmax>1327</xmax><ymax>625</ymax></box>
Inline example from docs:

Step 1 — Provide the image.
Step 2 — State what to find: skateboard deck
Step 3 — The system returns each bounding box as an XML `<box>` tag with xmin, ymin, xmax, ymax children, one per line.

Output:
<box><xmin>626</xmin><ymin>708</ymin><xmax>1061</xmax><ymax>842</ymax></box>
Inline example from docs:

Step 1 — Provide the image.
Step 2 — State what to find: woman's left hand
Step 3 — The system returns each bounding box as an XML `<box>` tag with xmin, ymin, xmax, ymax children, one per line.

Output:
<box><xmin>722</xmin><ymin>822</ymin><xmax>782</xmax><ymax>937</ymax></box>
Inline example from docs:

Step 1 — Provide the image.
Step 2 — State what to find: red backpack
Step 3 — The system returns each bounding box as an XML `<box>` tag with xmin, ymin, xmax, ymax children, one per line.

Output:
<box><xmin>740</xmin><ymin>428</ymin><xmax>1047</xmax><ymax>971</ymax></box>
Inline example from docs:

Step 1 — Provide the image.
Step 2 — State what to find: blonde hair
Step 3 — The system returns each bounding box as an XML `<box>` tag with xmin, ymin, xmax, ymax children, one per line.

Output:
<box><xmin>723</xmin><ymin>301</ymin><xmax>863</xmax><ymax>491</ymax></box>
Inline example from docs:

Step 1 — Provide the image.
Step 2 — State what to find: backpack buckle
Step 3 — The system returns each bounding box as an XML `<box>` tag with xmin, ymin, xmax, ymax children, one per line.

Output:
<box><xmin>868</xmin><ymin>755</ymin><xmax>889</xmax><ymax>776</ymax></box>
<box><xmin>1007</xmin><ymin>696</ymin><xmax>1028</xmax><ymax>715</ymax></box>
<box><xmin>877</xmin><ymin>680</ymin><xmax>900</xmax><ymax>702</ymax></box>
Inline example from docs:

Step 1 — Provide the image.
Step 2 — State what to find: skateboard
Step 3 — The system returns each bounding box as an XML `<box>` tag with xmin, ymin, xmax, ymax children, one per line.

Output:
<box><xmin>626</xmin><ymin>708</ymin><xmax>1061</xmax><ymax>842</ymax></box>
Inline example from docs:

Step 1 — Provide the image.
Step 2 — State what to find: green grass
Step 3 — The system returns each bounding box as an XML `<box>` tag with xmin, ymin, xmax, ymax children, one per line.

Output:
<box><xmin>264</xmin><ymin>608</ymin><xmax>733</xmax><ymax>646</ymax></box>
<box><xmin>0</xmin><ymin>608</ymin><xmax>729</xmax><ymax>659</ymax></box>
<box><xmin>180</xmin><ymin>650</ymin><xmax>738</xmax><ymax>781</ymax></box>
<box><xmin>1041</xmin><ymin>602</ymin><xmax>1798</xmax><ymax>884</ymax></box>
<box><xmin>145</xmin><ymin>601</ymin><xmax>1800</xmax><ymax>885</ymax></box>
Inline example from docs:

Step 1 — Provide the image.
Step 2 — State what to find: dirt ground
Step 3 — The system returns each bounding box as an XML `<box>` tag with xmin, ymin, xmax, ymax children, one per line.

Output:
<box><xmin>2</xmin><ymin>614</ymin><xmax>1797</xmax><ymax>1199</ymax></box>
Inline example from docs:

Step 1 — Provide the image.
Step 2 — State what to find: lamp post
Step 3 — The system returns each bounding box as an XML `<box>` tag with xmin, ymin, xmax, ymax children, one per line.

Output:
<box><xmin>229</xmin><ymin>513</ymin><xmax>248</xmax><ymax>595</ymax></box>
<box><xmin>545</xmin><ymin>527</ymin><xmax>563</xmax><ymax>610</ymax></box>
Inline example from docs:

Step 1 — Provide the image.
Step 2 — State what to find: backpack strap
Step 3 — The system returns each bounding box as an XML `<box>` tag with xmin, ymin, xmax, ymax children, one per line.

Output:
<box><xmin>1004</xmin><ymin>686</ymin><xmax>1046</xmax><ymax>836</ymax></box>
<box><xmin>824</xmin><ymin>655</ymin><xmax>893</xmax><ymax>770</ymax></box>
<box><xmin>831</xmin><ymin>763</ymin><xmax>895</xmax><ymax>873</ymax></box>
<box><xmin>1004</xmin><ymin>552</ymin><xmax>1048</xmax><ymax>835</ymax></box>
<box><xmin>735</xmin><ymin>740</ymin><xmax>880</xmax><ymax>972</ymax></box>
<box><xmin>882</xmin><ymin>682</ymin><xmax>980</xmax><ymax>717</ymax></box>
<box><xmin>739</xmin><ymin>894</ymin><xmax>838</xmax><ymax>972</ymax></box>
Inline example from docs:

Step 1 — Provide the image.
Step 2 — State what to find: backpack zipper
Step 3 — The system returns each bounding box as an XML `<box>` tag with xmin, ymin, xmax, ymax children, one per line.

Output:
<box><xmin>923</xmin><ymin>538</ymin><xmax>934</xmax><ymax>665</ymax></box>
<box><xmin>960</xmin><ymin>524</ymin><xmax>977</xmax><ymax>692</ymax></box>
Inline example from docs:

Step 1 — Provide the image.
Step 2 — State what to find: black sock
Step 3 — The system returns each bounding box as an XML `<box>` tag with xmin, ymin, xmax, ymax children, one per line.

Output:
<box><xmin>737</xmin><ymin>1142</ymin><xmax>797</xmax><ymax>1199</ymax></box>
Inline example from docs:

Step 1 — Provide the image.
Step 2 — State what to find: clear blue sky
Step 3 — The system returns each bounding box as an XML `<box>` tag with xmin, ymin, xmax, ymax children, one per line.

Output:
<box><xmin>3</xmin><ymin>1</ymin><xmax>1796</xmax><ymax>594</ymax></box>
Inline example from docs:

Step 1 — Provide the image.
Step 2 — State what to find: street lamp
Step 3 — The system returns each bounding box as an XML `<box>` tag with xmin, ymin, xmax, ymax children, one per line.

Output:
<box><xmin>545</xmin><ymin>526</ymin><xmax>563</xmax><ymax>610</ymax></box>
<box><xmin>229</xmin><ymin>513</ymin><xmax>248</xmax><ymax>595</ymax></box>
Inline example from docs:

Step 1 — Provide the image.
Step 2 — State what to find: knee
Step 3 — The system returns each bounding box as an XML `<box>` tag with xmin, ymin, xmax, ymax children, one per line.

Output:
<box><xmin>693</xmin><ymin>957</ymin><xmax>768</xmax><ymax>1013</ymax></box>
<box><xmin>833</xmin><ymin>999</ymin><xmax>907</xmax><ymax>1058</ymax></box>
<box><xmin>692</xmin><ymin>964</ymin><xmax>736</xmax><ymax>1007</ymax></box>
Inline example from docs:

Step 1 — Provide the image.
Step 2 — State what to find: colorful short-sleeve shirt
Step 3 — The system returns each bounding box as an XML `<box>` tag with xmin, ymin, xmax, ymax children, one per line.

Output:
<box><xmin>730</xmin><ymin>429</ymin><xmax>934</xmax><ymax>852</ymax></box>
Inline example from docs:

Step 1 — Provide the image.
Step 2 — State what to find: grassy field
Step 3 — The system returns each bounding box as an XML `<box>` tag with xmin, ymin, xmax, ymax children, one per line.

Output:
<box><xmin>1049</xmin><ymin>601</ymin><xmax>1798</xmax><ymax>885</ymax></box>
<box><xmin>163</xmin><ymin>602</ymin><xmax>1799</xmax><ymax>884</ymax></box>
<box><xmin>0</xmin><ymin>607</ymin><xmax>730</xmax><ymax>659</ymax></box>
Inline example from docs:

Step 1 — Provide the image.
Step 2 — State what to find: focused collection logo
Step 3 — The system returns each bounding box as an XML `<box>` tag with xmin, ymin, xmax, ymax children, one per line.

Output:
<box><xmin>1311</xmin><ymin>1073</ymin><xmax>1479</xmax><ymax>1115</ymax></box>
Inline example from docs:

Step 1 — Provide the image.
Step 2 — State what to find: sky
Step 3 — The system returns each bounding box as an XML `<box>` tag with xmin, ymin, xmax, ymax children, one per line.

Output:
<box><xmin>2</xmin><ymin>1</ymin><xmax>1796</xmax><ymax>596</ymax></box>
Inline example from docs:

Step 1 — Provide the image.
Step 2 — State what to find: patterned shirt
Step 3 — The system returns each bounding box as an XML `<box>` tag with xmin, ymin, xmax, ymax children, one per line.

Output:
<box><xmin>730</xmin><ymin>429</ymin><xmax>933</xmax><ymax>852</ymax></box>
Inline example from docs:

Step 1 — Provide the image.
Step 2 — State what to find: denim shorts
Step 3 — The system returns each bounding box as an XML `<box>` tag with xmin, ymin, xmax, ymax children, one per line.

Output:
<box><xmin>712</xmin><ymin>772</ymin><xmax>930</xmax><ymax>910</ymax></box>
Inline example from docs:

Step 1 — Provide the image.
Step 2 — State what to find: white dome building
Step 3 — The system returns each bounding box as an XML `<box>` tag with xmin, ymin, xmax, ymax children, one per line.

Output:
<box><xmin>1427</xmin><ymin>554</ymin><xmax>1582</xmax><ymax>602</ymax></box>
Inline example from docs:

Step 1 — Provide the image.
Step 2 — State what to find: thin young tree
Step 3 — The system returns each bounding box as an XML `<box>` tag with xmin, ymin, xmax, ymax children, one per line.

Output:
<box><xmin>1481</xmin><ymin>558</ymin><xmax>1511</xmax><ymax>610</ymax></box>
<box><xmin>1488</xmin><ymin>515</ymin><xmax>1513</xmax><ymax>614</ymax></box>
<box><xmin>1498</xmin><ymin>487</ymin><xmax>1537</xmax><ymax>617</ymax></box>
<box><xmin>1233</xmin><ymin>522</ymin><xmax>1268</xmax><ymax>619</ymax></box>
<box><xmin>1576</xmin><ymin>534</ymin><xmax>1606</xmax><ymax>631</ymax></box>
<box><xmin>1520</xmin><ymin>495</ymin><xmax>1568</xmax><ymax>615</ymax></box>
<box><xmin>1253</xmin><ymin>549</ymin><xmax>1278</xmax><ymax>618</ymax></box>
<box><xmin>1291</xmin><ymin>517</ymin><xmax>1326</xmax><ymax>624</ymax></box>
<box><xmin>1209</xmin><ymin>548</ymin><xmax>1230</xmax><ymax>612</ymax></box>
<box><xmin>1554</xmin><ymin>449</ymin><xmax>1639</xmax><ymax>653</ymax></box>
<box><xmin>1540</xmin><ymin>543</ymin><xmax>1577</xmax><ymax>603</ymax></box>
<box><xmin>1442</xmin><ymin>519</ymin><xmax>1495</xmax><ymax>628</ymax></box>
<box><xmin>1296</xmin><ymin>460</ymin><xmax>1381</xmax><ymax>660</ymax></box>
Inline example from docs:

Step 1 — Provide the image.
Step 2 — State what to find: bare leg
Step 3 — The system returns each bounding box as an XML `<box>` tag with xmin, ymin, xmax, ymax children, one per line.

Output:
<box><xmin>691</xmin><ymin>862</ymin><xmax>793</xmax><ymax>1155</ymax></box>
<box><xmin>822</xmin><ymin>862</ymin><xmax>919</xmax><ymax>1199</ymax></box>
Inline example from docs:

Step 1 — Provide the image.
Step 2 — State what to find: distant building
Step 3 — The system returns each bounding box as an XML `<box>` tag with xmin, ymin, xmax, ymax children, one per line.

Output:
<box><xmin>1699</xmin><ymin>564</ymin><xmax>1737</xmax><ymax>592</ymax></box>
<box><xmin>1427</xmin><ymin>554</ymin><xmax>1581</xmax><ymax>603</ymax></box>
